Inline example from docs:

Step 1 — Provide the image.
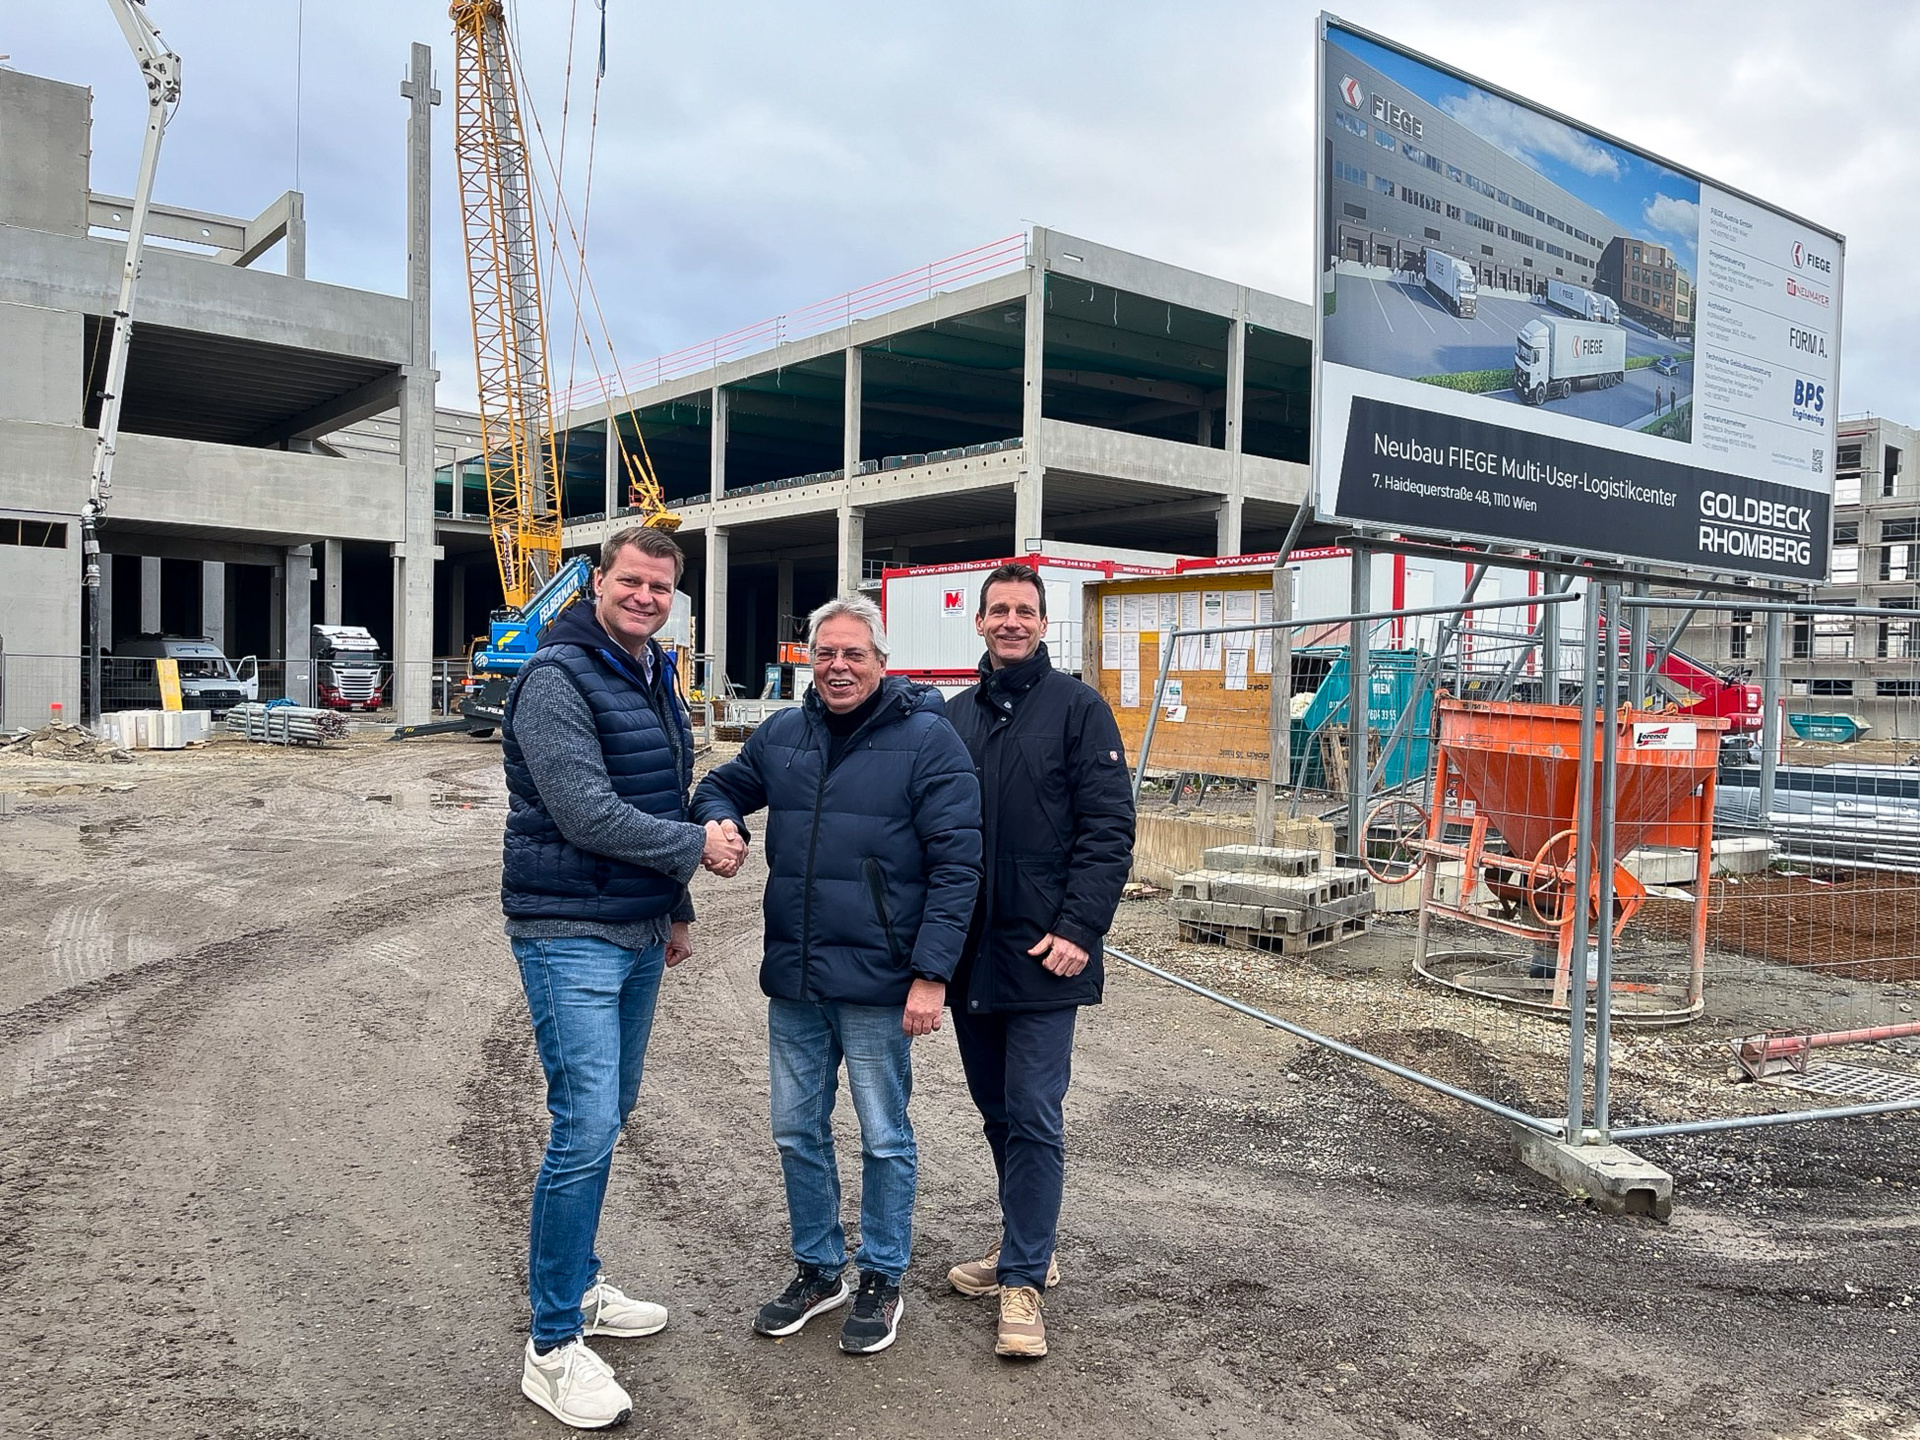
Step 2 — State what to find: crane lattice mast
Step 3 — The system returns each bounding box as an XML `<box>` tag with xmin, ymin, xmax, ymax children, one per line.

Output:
<box><xmin>449</xmin><ymin>0</ymin><xmax>563</xmax><ymax>609</ymax></box>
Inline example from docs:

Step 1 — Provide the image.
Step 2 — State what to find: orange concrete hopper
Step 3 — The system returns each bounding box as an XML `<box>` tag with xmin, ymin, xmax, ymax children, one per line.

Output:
<box><xmin>1413</xmin><ymin>697</ymin><xmax>1725</xmax><ymax>1021</ymax></box>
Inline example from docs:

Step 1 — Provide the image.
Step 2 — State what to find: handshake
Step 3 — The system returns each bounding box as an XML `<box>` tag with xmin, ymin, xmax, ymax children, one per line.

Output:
<box><xmin>702</xmin><ymin>819</ymin><xmax>749</xmax><ymax>878</ymax></box>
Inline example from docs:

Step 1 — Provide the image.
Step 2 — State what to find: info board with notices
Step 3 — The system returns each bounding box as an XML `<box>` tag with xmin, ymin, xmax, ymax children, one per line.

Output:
<box><xmin>1083</xmin><ymin>570</ymin><xmax>1285</xmax><ymax>783</ymax></box>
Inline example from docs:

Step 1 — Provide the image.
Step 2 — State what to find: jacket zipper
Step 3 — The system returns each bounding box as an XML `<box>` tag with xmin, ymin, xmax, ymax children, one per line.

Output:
<box><xmin>801</xmin><ymin>690</ymin><xmax>910</xmax><ymax>997</ymax></box>
<box><xmin>864</xmin><ymin>858</ymin><xmax>906</xmax><ymax>970</ymax></box>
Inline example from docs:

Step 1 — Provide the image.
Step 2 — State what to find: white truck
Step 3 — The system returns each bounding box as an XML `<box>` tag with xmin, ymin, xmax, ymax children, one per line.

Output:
<box><xmin>313</xmin><ymin>624</ymin><xmax>389</xmax><ymax>711</ymax></box>
<box><xmin>1513</xmin><ymin>316</ymin><xmax>1626</xmax><ymax>404</ymax></box>
<box><xmin>1423</xmin><ymin>249</ymin><xmax>1478</xmax><ymax>318</ymax></box>
<box><xmin>1546</xmin><ymin>278</ymin><xmax>1619</xmax><ymax>325</ymax></box>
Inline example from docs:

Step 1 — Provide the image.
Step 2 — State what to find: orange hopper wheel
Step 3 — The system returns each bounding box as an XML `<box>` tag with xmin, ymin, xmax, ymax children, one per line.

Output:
<box><xmin>1525</xmin><ymin>828</ymin><xmax>1581</xmax><ymax>928</ymax></box>
<box><xmin>1362</xmin><ymin>798</ymin><xmax>1430</xmax><ymax>885</ymax></box>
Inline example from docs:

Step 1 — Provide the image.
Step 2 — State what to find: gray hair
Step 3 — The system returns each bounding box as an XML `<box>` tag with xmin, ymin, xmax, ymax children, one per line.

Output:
<box><xmin>806</xmin><ymin>594</ymin><xmax>890</xmax><ymax>660</ymax></box>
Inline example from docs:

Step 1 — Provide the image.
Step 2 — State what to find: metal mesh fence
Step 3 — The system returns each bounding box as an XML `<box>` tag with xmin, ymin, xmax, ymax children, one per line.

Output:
<box><xmin>1110</xmin><ymin>569</ymin><xmax>1920</xmax><ymax>1167</ymax></box>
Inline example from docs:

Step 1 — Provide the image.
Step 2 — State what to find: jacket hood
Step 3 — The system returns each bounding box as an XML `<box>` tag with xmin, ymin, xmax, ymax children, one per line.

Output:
<box><xmin>541</xmin><ymin>600</ymin><xmax>663</xmax><ymax>679</ymax></box>
<box><xmin>803</xmin><ymin>673</ymin><xmax>944</xmax><ymax>726</ymax></box>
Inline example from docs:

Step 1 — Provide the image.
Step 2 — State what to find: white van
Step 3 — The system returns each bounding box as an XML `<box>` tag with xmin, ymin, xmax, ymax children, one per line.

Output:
<box><xmin>109</xmin><ymin>636</ymin><xmax>259</xmax><ymax>714</ymax></box>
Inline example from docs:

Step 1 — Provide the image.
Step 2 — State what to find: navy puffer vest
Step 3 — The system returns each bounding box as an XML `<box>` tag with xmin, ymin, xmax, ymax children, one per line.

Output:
<box><xmin>500</xmin><ymin>603</ymin><xmax>692</xmax><ymax>923</ymax></box>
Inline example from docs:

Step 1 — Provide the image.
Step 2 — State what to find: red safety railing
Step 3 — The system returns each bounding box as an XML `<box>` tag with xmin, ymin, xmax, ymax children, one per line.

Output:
<box><xmin>557</xmin><ymin>233</ymin><xmax>1028</xmax><ymax>412</ymax></box>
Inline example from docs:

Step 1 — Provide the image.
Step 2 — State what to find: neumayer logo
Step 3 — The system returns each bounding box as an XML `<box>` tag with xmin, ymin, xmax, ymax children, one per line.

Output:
<box><xmin>1785</xmin><ymin>276</ymin><xmax>1831</xmax><ymax>308</ymax></box>
<box><xmin>1339</xmin><ymin>75</ymin><xmax>1363</xmax><ymax>109</ymax></box>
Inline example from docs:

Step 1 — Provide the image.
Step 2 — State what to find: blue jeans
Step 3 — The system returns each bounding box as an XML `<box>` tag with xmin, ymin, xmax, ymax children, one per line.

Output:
<box><xmin>513</xmin><ymin>935</ymin><xmax>667</xmax><ymax>1350</ymax></box>
<box><xmin>952</xmin><ymin>1006</ymin><xmax>1077</xmax><ymax>1291</ymax></box>
<box><xmin>767</xmin><ymin>997</ymin><xmax>917</xmax><ymax>1281</ymax></box>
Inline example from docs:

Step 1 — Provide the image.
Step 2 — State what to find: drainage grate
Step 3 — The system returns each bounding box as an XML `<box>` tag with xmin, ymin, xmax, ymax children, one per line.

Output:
<box><xmin>1766</xmin><ymin>1063</ymin><xmax>1920</xmax><ymax>1104</ymax></box>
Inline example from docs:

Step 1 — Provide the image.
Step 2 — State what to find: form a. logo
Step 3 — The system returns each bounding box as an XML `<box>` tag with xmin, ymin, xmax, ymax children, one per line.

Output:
<box><xmin>1340</xmin><ymin>75</ymin><xmax>1364</xmax><ymax>109</ymax></box>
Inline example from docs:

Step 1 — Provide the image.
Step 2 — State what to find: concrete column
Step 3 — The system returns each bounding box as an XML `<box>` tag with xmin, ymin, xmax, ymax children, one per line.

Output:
<box><xmin>842</xmin><ymin>345</ymin><xmax>862</xmax><ymax>479</ymax></box>
<box><xmin>285</xmin><ymin>191</ymin><xmax>307</xmax><ymax>279</ymax></box>
<box><xmin>446</xmin><ymin>563</ymin><xmax>467</xmax><ymax>654</ymax></box>
<box><xmin>1218</xmin><ymin>309</ymin><xmax>1248</xmax><ymax>558</ymax></box>
<box><xmin>392</xmin><ymin>43</ymin><xmax>441</xmax><ymax>725</ymax></box>
<box><xmin>776</xmin><ymin>558</ymin><xmax>794</xmax><ymax>642</ymax></box>
<box><xmin>270</xmin><ymin>562</ymin><xmax>285</xmax><ymax>657</ymax></box>
<box><xmin>284</xmin><ymin>544</ymin><xmax>314</xmax><ymax>704</ymax></box>
<box><xmin>451</xmin><ymin>453</ymin><xmax>465</xmax><ymax>519</ymax></box>
<box><xmin>710</xmin><ymin>387</ymin><xmax>728</xmax><ymax>501</ymax></box>
<box><xmin>139</xmin><ymin>555</ymin><xmax>162</xmax><ymax>634</ymax></box>
<box><xmin>837</xmin><ymin>506</ymin><xmax>866</xmax><ymax>595</ymax></box>
<box><xmin>1016</xmin><ymin>263</ymin><xmax>1046</xmax><ymax>549</ymax></box>
<box><xmin>201</xmin><ymin>562</ymin><xmax>224</xmax><ymax>649</ymax></box>
<box><xmin>704</xmin><ymin>525</ymin><xmax>730</xmax><ymax>691</ymax></box>
<box><xmin>322</xmin><ymin>538</ymin><xmax>343</xmax><ymax>625</ymax></box>
<box><xmin>604</xmin><ymin>420</ymin><xmax>620</xmax><ymax>516</ymax></box>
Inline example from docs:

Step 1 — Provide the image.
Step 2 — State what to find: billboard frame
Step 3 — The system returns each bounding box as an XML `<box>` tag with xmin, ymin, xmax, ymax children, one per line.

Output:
<box><xmin>1311</xmin><ymin>11</ymin><xmax>1846</xmax><ymax>586</ymax></box>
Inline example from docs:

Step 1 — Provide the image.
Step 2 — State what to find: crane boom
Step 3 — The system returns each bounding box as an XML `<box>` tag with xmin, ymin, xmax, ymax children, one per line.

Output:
<box><xmin>84</xmin><ymin>0</ymin><xmax>182</xmax><ymax>726</ymax></box>
<box><xmin>450</xmin><ymin>0</ymin><xmax>563</xmax><ymax>610</ymax></box>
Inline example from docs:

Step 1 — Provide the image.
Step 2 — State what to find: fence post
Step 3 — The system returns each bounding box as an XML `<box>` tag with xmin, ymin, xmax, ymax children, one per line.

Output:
<box><xmin>1759</xmin><ymin>601</ymin><xmax>1784</xmax><ymax>820</ymax></box>
<box><xmin>1593</xmin><ymin>584</ymin><xmax>1622</xmax><ymax>1137</ymax></box>
<box><xmin>1565</xmin><ymin>582</ymin><xmax>1602</xmax><ymax>1142</ymax></box>
<box><xmin>1256</xmin><ymin>566</ymin><xmax>1294</xmax><ymax>845</ymax></box>
<box><xmin>1346</xmin><ymin>545</ymin><xmax>1371</xmax><ymax>863</ymax></box>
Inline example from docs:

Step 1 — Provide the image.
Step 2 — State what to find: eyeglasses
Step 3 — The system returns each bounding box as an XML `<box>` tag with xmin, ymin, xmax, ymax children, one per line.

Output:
<box><xmin>810</xmin><ymin>647</ymin><xmax>873</xmax><ymax>665</ymax></box>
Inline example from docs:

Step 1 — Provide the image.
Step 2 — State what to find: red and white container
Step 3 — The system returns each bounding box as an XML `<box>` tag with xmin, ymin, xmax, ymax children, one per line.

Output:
<box><xmin>881</xmin><ymin>549</ymin><xmax>1179</xmax><ymax>688</ymax></box>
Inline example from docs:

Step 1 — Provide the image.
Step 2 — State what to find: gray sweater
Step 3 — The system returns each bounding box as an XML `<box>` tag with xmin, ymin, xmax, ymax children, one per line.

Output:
<box><xmin>502</xmin><ymin>664</ymin><xmax>705</xmax><ymax>952</ymax></box>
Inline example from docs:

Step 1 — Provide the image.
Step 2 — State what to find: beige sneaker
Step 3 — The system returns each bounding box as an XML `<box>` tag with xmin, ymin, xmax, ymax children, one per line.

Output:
<box><xmin>946</xmin><ymin>1245</ymin><xmax>1060</xmax><ymax>1297</ymax></box>
<box><xmin>995</xmin><ymin>1285</ymin><xmax>1047</xmax><ymax>1359</ymax></box>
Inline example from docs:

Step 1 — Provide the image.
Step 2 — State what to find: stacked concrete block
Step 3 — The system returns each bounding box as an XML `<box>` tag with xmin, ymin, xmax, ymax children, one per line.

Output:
<box><xmin>1171</xmin><ymin>844</ymin><xmax>1374</xmax><ymax>955</ymax></box>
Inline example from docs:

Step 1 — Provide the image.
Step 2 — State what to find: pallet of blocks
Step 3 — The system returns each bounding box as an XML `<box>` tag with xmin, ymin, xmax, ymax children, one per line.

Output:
<box><xmin>1169</xmin><ymin>844</ymin><xmax>1374</xmax><ymax>956</ymax></box>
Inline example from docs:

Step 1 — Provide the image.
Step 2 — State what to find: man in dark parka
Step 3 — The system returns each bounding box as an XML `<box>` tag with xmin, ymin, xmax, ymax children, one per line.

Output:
<box><xmin>941</xmin><ymin>562</ymin><xmax>1136</xmax><ymax>1359</ymax></box>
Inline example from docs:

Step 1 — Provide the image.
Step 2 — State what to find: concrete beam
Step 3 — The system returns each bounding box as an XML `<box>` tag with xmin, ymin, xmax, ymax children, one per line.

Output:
<box><xmin>93</xmin><ymin>186</ymin><xmax>309</xmax><ymax>276</ymax></box>
<box><xmin>1034</xmin><ymin>227</ymin><xmax>1312</xmax><ymax>339</ymax></box>
<box><xmin>0</xmin><ymin>421</ymin><xmax>406</xmax><ymax>544</ymax></box>
<box><xmin>99</xmin><ymin>531</ymin><xmax>286</xmax><ymax>568</ymax></box>
<box><xmin>244</xmin><ymin>370</ymin><xmax>404</xmax><ymax>448</ymax></box>
<box><xmin>0</xmin><ymin>225</ymin><xmax>410</xmax><ymax>367</ymax></box>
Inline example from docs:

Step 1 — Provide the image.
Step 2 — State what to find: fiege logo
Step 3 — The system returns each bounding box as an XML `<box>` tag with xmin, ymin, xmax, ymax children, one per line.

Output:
<box><xmin>1791</xmin><ymin>240</ymin><xmax>1834</xmax><ymax>276</ymax></box>
<box><xmin>1340</xmin><ymin>75</ymin><xmax>1364</xmax><ymax>109</ymax></box>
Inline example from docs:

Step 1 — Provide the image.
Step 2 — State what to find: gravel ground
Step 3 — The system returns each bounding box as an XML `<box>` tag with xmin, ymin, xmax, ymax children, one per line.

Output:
<box><xmin>0</xmin><ymin>731</ymin><xmax>1915</xmax><ymax>1439</ymax></box>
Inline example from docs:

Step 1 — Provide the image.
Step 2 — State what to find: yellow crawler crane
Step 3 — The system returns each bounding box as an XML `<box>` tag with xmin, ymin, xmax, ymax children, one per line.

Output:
<box><xmin>448</xmin><ymin>0</ymin><xmax>679</xmax><ymax>614</ymax></box>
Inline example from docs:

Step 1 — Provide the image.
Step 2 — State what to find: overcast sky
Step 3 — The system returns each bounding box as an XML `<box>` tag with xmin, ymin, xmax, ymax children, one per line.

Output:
<box><xmin>9</xmin><ymin>1</ymin><xmax>1917</xmax><ymax>421</ymax></box>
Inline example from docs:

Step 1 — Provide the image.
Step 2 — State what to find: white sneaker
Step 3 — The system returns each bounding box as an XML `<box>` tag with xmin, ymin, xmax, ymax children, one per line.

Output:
<box><xmin>582</xmin><ymin>1274</ymin><xmax>668</xmax><ymax>1338</ymax></box>
<box><xmin>521</xmin><ymin>1338</ymin><xmax>632</xmax><ymax>1429</ymax></box>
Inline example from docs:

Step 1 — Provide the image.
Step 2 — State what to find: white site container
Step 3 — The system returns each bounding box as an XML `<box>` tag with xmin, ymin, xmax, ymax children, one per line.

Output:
<box><xmin>881</xmin><ymin>550</ymin><xmax>1182</xmax><ymax>684</ymax></box>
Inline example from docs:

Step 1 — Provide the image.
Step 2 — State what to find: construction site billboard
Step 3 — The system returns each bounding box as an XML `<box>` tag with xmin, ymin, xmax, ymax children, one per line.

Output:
<box><xmin>1312</xmin><ymin>15</ymin><xmax>1844</xmax><ymax>583</ymax></box>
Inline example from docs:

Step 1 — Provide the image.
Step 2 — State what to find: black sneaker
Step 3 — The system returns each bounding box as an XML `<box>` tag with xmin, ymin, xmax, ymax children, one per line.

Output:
<box><xmin>838</xmin><ymin>1269</ymin><xmax>904</xmax><ymax>1355</ymax></box>
<box><xmin>753</xmin><ymin>1264</ymin><xmax>851</xmax><ymax>1337</ymax></box>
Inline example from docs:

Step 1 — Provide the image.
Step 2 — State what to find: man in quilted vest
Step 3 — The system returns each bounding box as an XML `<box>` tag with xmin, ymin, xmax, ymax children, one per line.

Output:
<box><xmin>693</xmin><ymin>595</ymin><xmax>982</xmax><ymax>1357</ymax></box>
<box><xmin>500</xmin><ymin>526</ymin><xmax>745</xmax><ymax>1430</ymax></box>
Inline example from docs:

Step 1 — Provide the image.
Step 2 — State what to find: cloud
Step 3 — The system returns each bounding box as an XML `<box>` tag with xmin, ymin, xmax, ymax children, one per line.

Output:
<box><xmin>1439</xmin><ymin>90</ymin><xmax>1622</xmax><ymax>179</ymax></box>
<box><xmin>1642</xmin><ymin>192</ymin><xmax>1700</xmax><ymax>242</ymax></box>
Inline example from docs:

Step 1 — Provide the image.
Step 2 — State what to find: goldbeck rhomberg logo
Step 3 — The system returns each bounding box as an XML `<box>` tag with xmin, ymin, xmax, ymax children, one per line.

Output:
<box><xmin>1340</xmin><ymin>75</ymin><xmax>1364</xmax><ymax>109</ymax></box>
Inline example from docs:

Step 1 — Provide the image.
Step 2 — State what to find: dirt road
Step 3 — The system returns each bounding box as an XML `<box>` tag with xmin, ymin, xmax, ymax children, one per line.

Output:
<box><xmin>1</xmin><ymin>734</ymin><xmax>1915</xmax><ymax>1438</ymax></box>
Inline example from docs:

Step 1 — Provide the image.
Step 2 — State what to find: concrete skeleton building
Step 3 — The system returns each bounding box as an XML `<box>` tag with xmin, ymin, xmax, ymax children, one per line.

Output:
<box><xmin>0</xmin><ymin>52</ymin><xmax>441</xmax><ymax>727</ymax></box>
<box><xmin>557</xmin><ymin>228</ymin><xmax>1315</xmax><ymax>692</ymax></box>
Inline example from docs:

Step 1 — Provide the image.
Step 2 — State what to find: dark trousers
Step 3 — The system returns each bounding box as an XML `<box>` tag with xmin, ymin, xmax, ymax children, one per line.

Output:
<box><xmin>951</xmin><ymin>1006</ymin><xmax>1078</xmax><ymax>1290</ymax></box>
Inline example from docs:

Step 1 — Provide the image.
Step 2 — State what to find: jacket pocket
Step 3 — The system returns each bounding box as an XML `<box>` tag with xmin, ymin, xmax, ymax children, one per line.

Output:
<box><xmin>864</xmin><ymin>858</ymin><xmax>907</xmax><ymax>969</ymax></box>
<box><xmin>994</xmin><ymin>851</ymin><xmax>1066</xmax><ymax>944</ymax></box>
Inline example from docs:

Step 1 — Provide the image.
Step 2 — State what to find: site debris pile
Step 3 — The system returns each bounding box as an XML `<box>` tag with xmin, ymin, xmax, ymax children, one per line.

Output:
<box><xmin>225</xmin><ymin>703</ymin><xmax>353</xmax><ymax>747</ymax></box>
<box><xmin>0</xmin><ymin>723</ymin><xmax>134</xmax><ymax>764</ymax></box>
<box><xmin>1171</xmin><ymin>843</ymin><xmax>1374</xmax><ymax>956</ymax></box>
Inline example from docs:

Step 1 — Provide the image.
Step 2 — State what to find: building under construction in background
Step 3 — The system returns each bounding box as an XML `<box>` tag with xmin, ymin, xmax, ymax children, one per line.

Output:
<box><xmin>0</xmin><ymin>38</ymin><xmax>1319</xmax><ymax>719</ymax></box>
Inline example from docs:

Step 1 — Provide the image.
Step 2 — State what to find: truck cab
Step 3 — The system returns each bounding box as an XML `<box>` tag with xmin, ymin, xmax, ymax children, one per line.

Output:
<box><xmin>313</xmin><ymin>625</ymin><xmax>389</xmax><ymax>711</ymax></box>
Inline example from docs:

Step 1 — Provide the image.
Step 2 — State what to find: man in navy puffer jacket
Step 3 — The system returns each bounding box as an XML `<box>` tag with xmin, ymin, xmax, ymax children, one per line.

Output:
<box><xmin>501</xmin><ymin>527</ymin><xmax>746</xmax><ymax>1430</ymax></box>
<box><xmin>693</xmin><ymin>594</ymin><xmax>981</xmax><ymax>1356</ymax></box>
